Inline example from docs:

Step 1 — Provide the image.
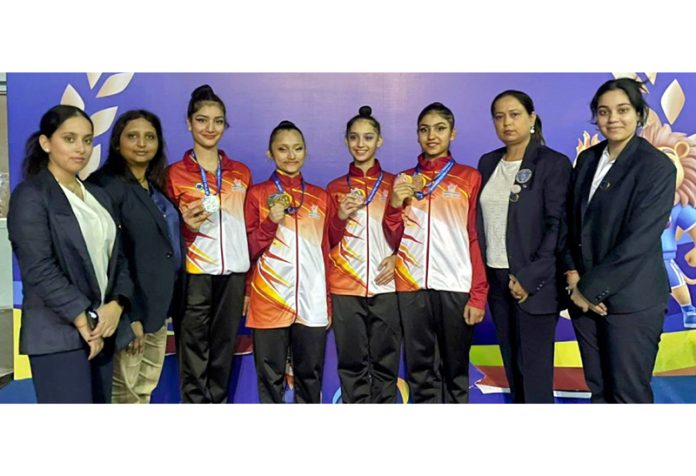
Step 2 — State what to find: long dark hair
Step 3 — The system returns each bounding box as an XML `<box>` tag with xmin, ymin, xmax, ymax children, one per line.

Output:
<box><xmin>23</xmin><ymin>105</ymin><xmax>93</xmax><ymax>177</ymax></box>
<box><xmin>346</xmin><ymin>105</ymin><xmax>381</xmax><ymax>137</ymax></box>
<box><xmin>590</xmin><ymin>77</ymin><xmax>650</xmax><ymax>127</ymax></box>
<box><xmin>491</xmin><ymin>89</ymin><xmax>545</xmax><ymax>145</ymax></box>
<box><xmin>187</xmin><ymin>84</ymin><xmax>229</xmax><ymax>128</ymax></box>
<box><xmin>417</xmin><ymin>102</ymin><xmax>455</xmax><ymax>129</ymax></box>
<box><xmin>268</xmin><ymin>120</ymin><xmax>305</xmax><ymax>150</ymax></box>
<box><xmin>99</xmin><ymin>110</ymin><xmax>168</xmax><ymax>190</ymax></box>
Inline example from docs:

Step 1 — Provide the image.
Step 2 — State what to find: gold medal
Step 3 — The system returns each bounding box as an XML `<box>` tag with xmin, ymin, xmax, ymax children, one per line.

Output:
<box><xmin>268</xmin><ymin>192</ymin><xmax>292</xmax><ymax>209</ymax></box>
<box><xmin>348</xmin><ymin>187</ymin><xmax>366</xmax><ymax>204</ymax></box>
<box><xmin>412</xmin><ymin>173</ymin><xmax>429</xmax><ymax>192</ymax></box>
<box><xmin>396</xmin><ymin>173</ymin><xmax>413</xmax><ymax>185</ymax></box>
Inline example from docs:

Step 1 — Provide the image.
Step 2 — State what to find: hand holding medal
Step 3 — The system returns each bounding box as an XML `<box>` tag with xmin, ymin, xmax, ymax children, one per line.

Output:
<box><xmin>338</xmin><ymin>188</ymin><xmax>364</xmax><ymax>220</ymax></box>
<box><xmin>267</xmin><ymin>192</ymin><xmax>292</xmax><ymax>223</ymax></box>
<box><xmin>181</xmin><ymin>197</ymin><xmax>211</xmax><ymax>233</ymax></box>
<box><xmin>390</xmin><ymin>173</ymin><xmax>417</xmax><ymax>208</ymax></box>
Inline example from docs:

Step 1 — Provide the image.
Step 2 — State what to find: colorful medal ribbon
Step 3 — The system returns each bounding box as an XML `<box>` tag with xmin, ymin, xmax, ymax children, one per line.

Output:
<box><xmin>272</xmin><ymin>171</ymin><xmax>305</xmax><ymax>215</ymax></box>
<box><xmin>191</xmin><ymin>151</ymin><xmax>222</xmax><ymax>211</ymax></box>
<box><xmin>346</xmin><ymin>171</ymin><xmax>384</xmax><ymax>206</ymax></box>
<box><xmin>414</xmin><ymin>158</ymin><xmax>455</xmax><ymax>200</ymax></box>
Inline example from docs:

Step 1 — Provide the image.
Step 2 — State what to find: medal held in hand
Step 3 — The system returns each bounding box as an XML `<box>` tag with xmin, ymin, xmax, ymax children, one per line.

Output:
<box><xmin>348</xmin><ymin>187</ymin><xmax>366</xmax><ymax>204</ymax></box>
<box><xmin>267</xmin><ymin>191</ymin><xmax>293</xmax><ymax>209</ymax></box>
<box><xmin>412</xmin><ymin>173</ymin><xmax>429</xmax><ymax>192</ymax></box>
<box><xmin>202</xmin><ymin>194</ymin><xmax>220</xmax><ymax>213</ymax></box>
<box><xmin>192</xmin><ymin>150</ymin><xmax>223</xmax><ymax>214</ymax></box>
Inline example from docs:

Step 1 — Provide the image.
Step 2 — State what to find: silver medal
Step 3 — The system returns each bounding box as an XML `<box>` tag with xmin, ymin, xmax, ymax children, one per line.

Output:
<box><xmin>202</xmin><ymin>194</ymin><xmax>220</xmax><ymax>213</ymax></box>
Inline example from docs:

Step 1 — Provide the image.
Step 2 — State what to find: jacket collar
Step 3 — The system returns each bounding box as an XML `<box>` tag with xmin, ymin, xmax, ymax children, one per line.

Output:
<box><xmin>417</xmin><ymin>154</ymin><xmax>453</xmax><ymax>172</ymax></box>
<box><xmin>182</xmin><ymin>149</ymin><xmax>235</xmax><ymax>173</ymax></box>
<box><xmin>271</xmin><ymin>169</ymin><xmax>303</xmax><ymax>189</ymax></box>
<box><xmin>349</xmin><ymin>160</ymin><xmax>382</xmax><ymax>178</ymax></box>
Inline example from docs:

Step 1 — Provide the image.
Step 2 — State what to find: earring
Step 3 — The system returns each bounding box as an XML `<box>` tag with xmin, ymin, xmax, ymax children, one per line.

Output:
<box><xmin>530</xmin><ymin>125</ymin><xmax>535</xmax><ymax>134</ymax></box>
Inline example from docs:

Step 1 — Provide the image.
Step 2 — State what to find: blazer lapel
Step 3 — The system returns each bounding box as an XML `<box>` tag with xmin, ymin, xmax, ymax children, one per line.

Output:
<box><xmin>480</xmin><ymin>147</ymin><xmax>505</xmax><ymax>187</ymax></box>
<box><xmin>40</xmin><ymin>170</ymin><xmax>102</xmax><ymax>301</ymax></box>
<box><xmin>578</xmin><ymin>146</ymin><xmax>602</xmax><ymax>219</ymax></box>
<box><xmin>583</xmin><ymin>135</ymin><xmax>640</xmax><ymax>222</ymax></box>
<box><xmin>131</xmin><ymin>183</ymin><xmax>171</xmax><ymax>243</ymax></box>
<box><xmin>505</xmin><ymin>142</ymin><xmax>541</xmax><ymax>235</ymax></box>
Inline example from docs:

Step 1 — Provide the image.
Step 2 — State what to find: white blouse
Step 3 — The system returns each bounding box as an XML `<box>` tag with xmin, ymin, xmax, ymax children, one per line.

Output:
<box><xmin>58</xmin><ymin>179</ymin><xmax>116</xmax><ymax>303</ymax></box>
<box><xmin>588</xmin><ymin>147</ymin><xmax>615</xmax><ymax>203</ymax></box>
<box><xmin>480</xmin><ymin>159</ymin><xmax>522</xmax><ymax>269</ymax></box>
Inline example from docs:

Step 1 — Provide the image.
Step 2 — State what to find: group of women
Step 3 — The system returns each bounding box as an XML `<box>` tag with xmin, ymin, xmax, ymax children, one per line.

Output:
<box><xmin>8</xmin><ymin>77</ymin><xmax>676</xmax><ymax>404</ymax></box>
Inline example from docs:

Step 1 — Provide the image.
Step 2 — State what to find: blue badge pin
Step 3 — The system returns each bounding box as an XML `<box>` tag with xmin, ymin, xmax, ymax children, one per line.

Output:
<box><xmin>516</xmin><ymin>168</ymin><xmax>532</xmax><ymax>184</ymax></box>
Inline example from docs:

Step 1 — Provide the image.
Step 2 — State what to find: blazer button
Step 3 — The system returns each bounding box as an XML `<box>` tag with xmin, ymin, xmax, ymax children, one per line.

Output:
<box><xmin>166</xmin><ymin>251</ymin><xmax>173</xmax><ymax>258</ymax></box>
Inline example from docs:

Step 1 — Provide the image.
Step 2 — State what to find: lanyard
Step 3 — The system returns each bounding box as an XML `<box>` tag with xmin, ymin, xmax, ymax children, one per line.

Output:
<box><xmin>414</xmin><ymin>158</ymin><xmax>455</xmax><ymax>200</ymax></box>
<box><xmin>346</xmin><ymin>171</ymin><xmax>384</xmax><ymax>206</ymax></box>
<box><xmin>272</xmin><ymin>171</ymin><xmax>305</xmax><ymax>214</ymax></box>
<box><xmin>191</xmin><ymin>151</ymin><xmax>222</xmax><ymax>197</ymax></box>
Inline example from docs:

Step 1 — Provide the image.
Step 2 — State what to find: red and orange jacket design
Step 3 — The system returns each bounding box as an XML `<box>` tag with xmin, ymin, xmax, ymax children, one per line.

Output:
<box><xmin>166</xmin><ymin>149</ymin><xmax>251</xmax><ymax>275</ymax></box>
<box><xmin>383</xmin><ymin>155</ymin><xmax>488</xmax><ymax>309</ymax></box>
<box><xmin>327</xmin><ymin>161</ymin><xmax>396</xmax><ymax>297</ymax></box>
<box><xmin>244</xmin><ymin>171</ymin><xmax>330</xmax><ymax>329</ymax></box>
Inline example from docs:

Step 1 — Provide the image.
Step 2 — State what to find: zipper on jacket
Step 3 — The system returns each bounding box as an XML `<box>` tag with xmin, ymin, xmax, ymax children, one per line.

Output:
<box><xmin>364</xmin><ymin>179</ymin><xmax>371</xmax><ymax>298</ymax></box>
<box><xmin>425</xmin><ymin>191</ymin><xmax>432</xmax><ymax>289</ymax></box>
<box><xmin>294</xmin><ymin>205</ymin><xmax>300</xmax><ymax>324</ymax></box>
<box><xmin>217</xmin><ymin>172</ymin><xmax>225</xmax><ymax>274</ymax></box>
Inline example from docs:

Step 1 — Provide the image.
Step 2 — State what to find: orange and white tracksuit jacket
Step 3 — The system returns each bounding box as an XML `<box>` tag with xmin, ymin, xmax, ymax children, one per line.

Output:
<box><xmin>166</xmin><ymin>149</ymin><xmax>251</xmax><ymax>275</ymax></box>
<box><xmin>382</xmin><ymin>155</ymin><xmax>488</xmax><ymax>309</ymax></box>
<box><xmin>327</xmin><ymin>160</ymin><xmax>396</xmax><ymax>297</ymax></box>
<box><xmin>244</xmin><ymin>171</ymin><xmax>330</xmax><ymax>329</ymax></box>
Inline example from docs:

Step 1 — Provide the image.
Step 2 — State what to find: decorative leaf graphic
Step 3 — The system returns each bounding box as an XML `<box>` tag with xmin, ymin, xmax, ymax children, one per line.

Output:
<box><xmin>96</xmin><ymin>73</ymin><xmax>134</xmax><ymax>98</ymax></box>
<box><xmin>91</xmin><ymin>106</ymin><xmax>118</xmax><ymax>137</ymax></box>
<box><xmin>645</xmin><ymin>72</ymin><xmax>657</xmax><ymax>85</ymax></box>
<box><xmin>87</xmin><ymin>73</ymin><xmax>102</xmax><ymax>89</ymax></box>
<box><xmin>60</xmin><ymin>84</ymin><xmax>84</xmax><ymax>110</ymax></box>
<box><xmin>612</xmin><ymin>72</ymin><xmax>638</xmax><ymax>80</ymax></box>
<box><xmin>79</xmin><ymin>144</ymin><xmax>101</xmax><ymax>180</ymax></box>
<box><xmin>662</xmin><ymin>79</ymin><xmax>686</xmax><ymax>124</ymax></box>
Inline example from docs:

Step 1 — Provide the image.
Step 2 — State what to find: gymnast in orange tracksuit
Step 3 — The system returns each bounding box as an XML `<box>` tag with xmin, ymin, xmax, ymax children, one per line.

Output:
<box><xmin>244</xmin><ymin>120</ymin><xmax>330</xmax><ymax>403</ymax></box>
<box><xmin>326</xmin><ymin>105</ymin><xmax>401</xmax><ymax>403</ymax></box>
<box><xmin>383</xmin><ymin>102</ymin><xmax>489</xmax><ymax>403</ymax></box>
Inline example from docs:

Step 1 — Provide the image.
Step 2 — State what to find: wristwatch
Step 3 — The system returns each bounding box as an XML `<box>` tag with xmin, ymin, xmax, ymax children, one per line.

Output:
<box><xmin>86</xmin><ymin>308</ymin><xmax>99</xmax><ymax>325</ymax></box>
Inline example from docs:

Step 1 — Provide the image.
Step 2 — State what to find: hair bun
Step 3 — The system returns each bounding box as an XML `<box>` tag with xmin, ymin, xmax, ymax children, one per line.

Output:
<box><xmin>358</xmin><ymin>105</ymin><xmax>372</xmax><ymax>117</ymax></box>
<box><xmin>191</xmin><ymin>84</ymin><xmax>214</xmax><ymax>100</ymax></box>
<box><xmin>277</xmin><ymin>120</ymin><xmax>296</xmax><ymax>128</ymax></box>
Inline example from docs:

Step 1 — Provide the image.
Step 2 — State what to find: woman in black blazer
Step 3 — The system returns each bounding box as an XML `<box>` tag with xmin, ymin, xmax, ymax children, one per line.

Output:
<box><xmin>564</xmin><ymin>78</ymin><xmax>676</xmax><ymax>403</ymax></box>
<box><xmin>8</xmin><ymin>105</ymin><xmax>133</xmax><ymax>403</ymax></box>
<box><xmin>477</xmin><ymin>90</ymin><xmax>572</xmax><ymax>403</ymax></box>
<box><xmin>88</xmin><ymin>110</ymin><xmax>185</xmax><ymax>403</ymax></box>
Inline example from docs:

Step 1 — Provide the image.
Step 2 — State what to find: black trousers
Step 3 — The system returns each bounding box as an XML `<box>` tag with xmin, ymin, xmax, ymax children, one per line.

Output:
<box><xmin>487</xmin><ymin>267</ymin><xmax>558</xmax><ymax>403</ymax></box>
<box><xmin>332</xmin><ymin>293</ymin><xmax>401</xmax><ymax>403</ymax></box>
<box><xmin>571</xmin><ymin>303</ymin><xmax>666</xmax><ymax>403</ymax></box>
<box><xmin>178</xmin><ymin>273</ymin><xmax>245</xmax><ymax>403</ymax></box>
<box><xmin>30</xmin><ymin>344</ymin><xmax>114</xmax><ymax>403</ymax></box>
<box><xmin>398</xmin><ymin>289</ymin><xmax>474</xmax><ymax>403</ymax></box>
<box><xmin>252</xmin><ymin>324</ymin><xmax>327</xmax><ymax>403</ymax></box>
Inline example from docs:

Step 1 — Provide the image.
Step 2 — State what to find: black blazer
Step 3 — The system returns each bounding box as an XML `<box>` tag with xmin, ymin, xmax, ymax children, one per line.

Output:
<box><xmin>477</xmin><ymin>141</ymin><xmax>572</xmax><ymax>315</ymax></box>
<box><xmin>563</xmin><ymin>135</ymin><xmax>676</xmax><ymax>313</ymax></box>
<box><xmin>88</xmin><ymin>170</ymin><xmax>185</xmax><ymax>334</ymax></box>
<box><xmin>7</xmin><ymin>168</ymin><xmax>134</xmax><ymax>355</ymax></box>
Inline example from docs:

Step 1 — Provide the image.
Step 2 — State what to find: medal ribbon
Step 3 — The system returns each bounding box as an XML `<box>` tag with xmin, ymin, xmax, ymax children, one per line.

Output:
<box><xmin>272</xmin><ymin>171</ymin><xmax>305</xmax><ymax>214</ymax></box>
<box><xmin>414</xmin><ymin>158</ymin><xmax>455</xmax><ymax>200</ymax></box>
<box><xmin>191</xmin><ymin>151</ymin><xmax>222</xmax><ymax>199</ymax></box>
<box><xmin>346</xmin><ymin>171</ymin><xmax>384</xmax><ymax>206</ymax></box>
